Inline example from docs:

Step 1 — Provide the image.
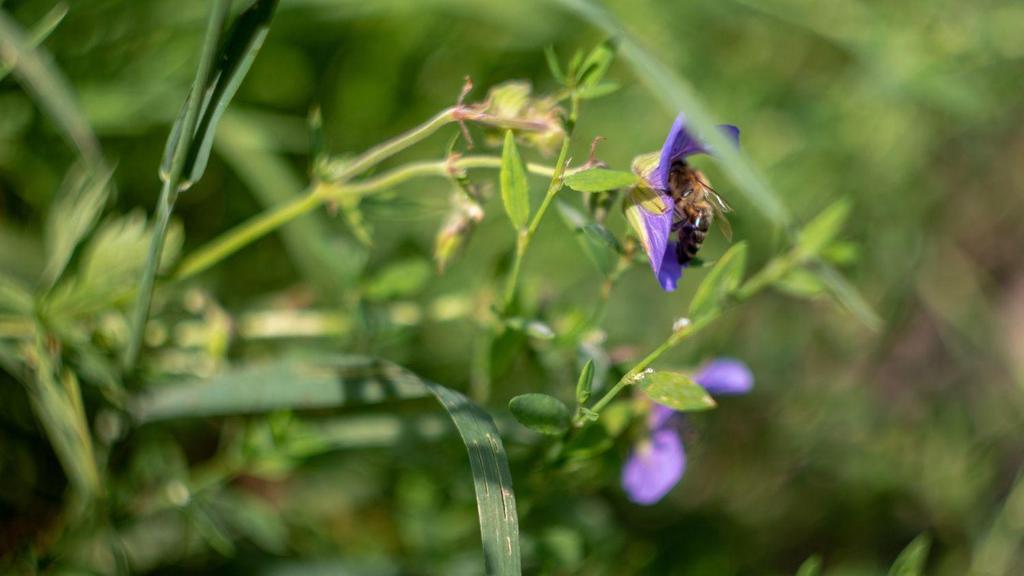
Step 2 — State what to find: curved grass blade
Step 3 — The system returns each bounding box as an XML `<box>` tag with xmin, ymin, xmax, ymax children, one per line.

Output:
<box><xmin>425</xmin><ymin>381</ymin><xmax>521</xmax><ymax>575</ymax></box>
<box><xmin>129</xmin><ymin>354</ymin><xmax>521</xmax><ymax>574</ymax></box>
<box><xmin>131</xmin><ymin>356</ymin><xmax>427</xmax><ymax>423</ymax></box>
<box><xmin>0</xmin><ymin>5</ymin><xmax>103</xmax><ymax>171</ymax></box>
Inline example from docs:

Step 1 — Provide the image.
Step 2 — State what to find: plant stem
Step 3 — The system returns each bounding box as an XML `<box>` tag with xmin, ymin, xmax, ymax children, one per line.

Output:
<box><xmin>176</xmin><ymin>188</ymin><xmax>321</xmax><ymax>280</ymax></box>
<box><xmin>123</xmin><ymin>0</ymin><xmax>230</xmax><ymax>372</ymax></box>
<box><xmin>175</xmin><ymin>156</ymin><xmax>571</xmax><ymax>280</ymax></box>
<box><xmin>502</xmin><ymin>95</ymin><xmax>581</xmax><ymax>311</ymax></box>
<box><xmin>327</xmin><ymin>108</ymin><xmax>458</xmax><ymax>181</ymax></box>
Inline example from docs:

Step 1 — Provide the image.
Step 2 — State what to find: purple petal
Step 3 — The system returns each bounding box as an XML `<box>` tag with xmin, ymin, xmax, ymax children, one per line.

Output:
<box><xmin>657</xmin><ymin>241</ymin><xmax>683</xmax><ymax>292</ymax></box>
<box><xmin>695</xmin><ymin>358</ymin><xmax>753</xmax><ymax>396</ymax></box>
<box><xmin>638</xmin><ymin>195</ymin><xmax>674</xmax><ymax>285</ymax></box>
<box><xmin>649</xmin><ymin>114</ymin><xmax>742</xmax><ymax>189</ymax></box>
<box><xmin>621</xmin><ymin>427</ymin><xmax>686</xmax><ymax>505</ymax></box>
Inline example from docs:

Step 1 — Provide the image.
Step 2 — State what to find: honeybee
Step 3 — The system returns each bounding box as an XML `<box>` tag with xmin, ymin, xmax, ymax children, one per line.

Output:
<box><xmin>666</xmin><ymin>160</ymin><xmax>733</xmax><ymax>265</ymax></box>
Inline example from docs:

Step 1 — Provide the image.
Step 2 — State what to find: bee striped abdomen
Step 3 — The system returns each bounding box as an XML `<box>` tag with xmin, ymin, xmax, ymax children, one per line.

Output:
<box><xmin>675</xmin><ymin>205</ymin><xmax>712</xmax><ymax>266</ymax></box>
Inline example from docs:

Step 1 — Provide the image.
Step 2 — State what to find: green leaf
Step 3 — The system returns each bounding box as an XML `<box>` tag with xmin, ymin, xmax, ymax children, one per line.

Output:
<box><xmin>576</xmin><ymin>359</ymin><xmax>594</xmax><ymax>404</ymax></box>
<box><xmin>556</xmin><ymin>201</ymin><xmax>619</xmax><ymax>275</ymax></box>
<box><xmin>689</xmin><ymin>241</ymin><xmax>748</xmax><ymax>320</ymax></box>
<box><xmin>577</xmin><ymin>40</ymin><xmax>615</xmax><ymax>88</ymax></box>
<box><xmin>888</xmin><ymin>533</ymin><xmax>931</xmax><ymax>576</ymax></box>
<box><xmin>162</xmin><ymin>0</ymin><xmax>280</xmax><ymax>187</ymax></box>
<box><xmin>500</xmin><ymin>130</ymin><xmax>530</xmax><ymax>229</ymax></box>
<box><xmin>543</xmin><ymin>45</ymin><xmax>566</xmax><ymax>84</ymax></box>
<box><xmin>795</xmin><ymin>555</ymin><xmax>822</xmax><ymax>576</ymax></box>
<box><xmin>422</xmin><ymin>382</ymin><xmax>522</xmax><ymax>575</ymax></box>
<box><xmin>509</xmin><ymin>393</ymin><xmax>572</xmax><ymax>435</ymax></box>
<box><xmin>797</xmin><ymin>199</ymin><xmax>851</xmax><ymax>258</ymax></box>
<box><xmin>812</xmin><ymin>262</ymin><xmax>882</xmax><ymax>331</ymax></box>
<box><xmin>563</xmin><ymin>168</ymin><xmax>638</xmax><ymax>192</ymax></box>
<box><xmin>638</xmin><ymin>371</ymin><xmax>716</xmax><ymax>412</ymax></box>
<box><xmin>773</xmin><ymin>267</ymin><xmax>826</xmax><ymax>298</ymax></box>
<box><xmin>42</xmin><ymin>165</ymin><xmax>113</xmax><ymax>288</ymax></box>
<box><xmin>576</xmin><ymin>81</ymin><xmax>620</xmax><ymax>100</ymax></box>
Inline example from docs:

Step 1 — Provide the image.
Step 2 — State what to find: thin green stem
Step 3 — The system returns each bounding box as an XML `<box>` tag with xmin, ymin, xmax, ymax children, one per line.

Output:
<box><xmin>328</xmin><ymin>108</ymin><xmax>457</xmax><ymax>180</ymax></box>
<box><xmin>124</xmin><ymin>0</ymin><xmax>230</xmax><ymax>372</ymax></box>
<box><xmin>176</xmin><ymin>189</ymin><xmax>321</xmax><ymax>280</ymax></box>
<box><xmin>175</xmin><ymin>156</ymin><xmax>570</xmax><ymax>280</ymax></box>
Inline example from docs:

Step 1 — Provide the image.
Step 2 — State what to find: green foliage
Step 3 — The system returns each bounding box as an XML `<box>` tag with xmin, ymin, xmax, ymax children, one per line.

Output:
<box><xmin>563</xmin><ymin>168</ymin><xmax>639</xmax><ymax>192</ymax></box>
<box><xmin>689</xmin><ymin>241</ymin><xmax>747</xmax><ymax>320</ymax></box>
<box><xmin>795</xmin><ymin>555</ymin><xmax>822</xmax><ymax>576</ymax></box>
<box><xmin>888</xmin><ymin>534</ymin><xmax>931</xmax><ymax>576</ymax></box>
<box><xmin>575</xmin><ymin>358</ymin><xmax>594</xmax><ymax>405</ymax></box>
<box><xmin>500</xmin><ymin>130</ymin><xmax>531</xmax><ymax>230</ymax></box>
<box><xmin>509</xmin><ymin>393</ymin><xmax>572</xmax><ymax>435</ymax></box>
<box><xmin>637</xmin><ymin>371</ymin><xmax>716</xmax><ymax>412</ymax></box>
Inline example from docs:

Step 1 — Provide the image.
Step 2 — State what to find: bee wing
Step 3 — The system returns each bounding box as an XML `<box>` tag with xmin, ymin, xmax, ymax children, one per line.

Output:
<box><xmin>714</xmin><ymin>209</ymin><xmax>733</xmax><ymax>242</ymax></box>
<box><xmin>701</xmin><ymin>187</ymin><xmax>734</xmax><ymax>241</ymax></box>
<box><xmin>705</xmin><ymin>188</ymin><xmax>734</xmax><ymax>214</ymax></box>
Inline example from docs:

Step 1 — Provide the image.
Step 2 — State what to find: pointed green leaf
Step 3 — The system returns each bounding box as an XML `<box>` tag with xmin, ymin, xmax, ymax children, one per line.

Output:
<box><xmin>577</xmin><ymin>81</ymin><xmax>620</xmax><ymax>100</ymax></box>
<box><xmin>509</xmin><ymin>393</ymin><xmax>571</xmax><ymax>435</ymax></box>
<box><xmin>543</xmin><ymin>45</ymin><xmax>566</xmax><ymax>84</ymax></box>
<box><xmin>500</xmin><ymin>130</ymin><xmax>530</xmax><ymax>229</ymax></box>
<box><xmin>797</xmin><ymin>198</ymin><xmax>851</xmax><ymax>258</ymax></box>
<box><xmin>689</xmin><ymin>241</ymin><xmax>748</xmax><ymax>320</ymax></box>
<box><xmin>888</xmin><ymin>534</ymin><xmax>931</xmax><ymax>576</ymax></box>
<box><xmin>577</xmin><ymin>40</ymin><xmax>615</xmax><ymax>88</ymax></box>
<box><xmin>576</xmin><ymin>359</ymin><xmax>594</xmax><ymax>404</ymax></box>
<box><xmin>812</xmin><ymin>261</ymin><xmax>882</xmax><ymax>331</ymax></box>
<box><xmin>638</xmin><ymin>371</ymin><xmax>716</xmax><ymax>412</ymax></box>
<box><xmin>563</xmin><ymin>168</ymin><xmax>639</xmax><ymax>192</ymax></box>
<box><xmin>162</xmin><ymin>0</ymin><xmax>280</xmax><ymax>187</ymax></box>
<box><xmin>795</xmin><ymin>555</ymin><xmax>822</xmax><ymax>576</ymax></box>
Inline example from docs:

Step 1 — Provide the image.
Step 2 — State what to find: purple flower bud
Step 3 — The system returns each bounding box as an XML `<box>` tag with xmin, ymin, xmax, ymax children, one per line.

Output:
<box><xmin>695</xmin><ymin>358</ymin><xmax>754</xmax><ymax>396</ymax></box>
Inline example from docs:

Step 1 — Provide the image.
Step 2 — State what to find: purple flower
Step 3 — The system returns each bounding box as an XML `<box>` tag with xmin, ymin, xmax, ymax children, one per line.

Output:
<box><xmin>621</xmin><ymin>358</ymin><xmax>753</xmax><ymax>505</ymax></box>
<box><xmin>626</xmin><ymin>114</ymin><xmax>740</xmax><ymax>292</ymax></box>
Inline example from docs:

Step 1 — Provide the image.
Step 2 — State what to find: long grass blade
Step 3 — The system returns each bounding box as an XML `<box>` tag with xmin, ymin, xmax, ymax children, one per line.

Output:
<box><xmin>130</xmin><ymin>354</ymin><xmax>522</xmax><ymax>574</ymax></box>
<box><xmin>124</xmin><ymin>0</ymin><xmax>232</xmax><ymax>372</ymax></box>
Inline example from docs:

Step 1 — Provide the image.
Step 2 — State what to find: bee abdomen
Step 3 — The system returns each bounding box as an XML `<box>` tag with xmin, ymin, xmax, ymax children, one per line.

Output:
<box><xmin>676</xmin><ymin>224</ymin><xmax>705</xmax><ymax>265</ymax></box>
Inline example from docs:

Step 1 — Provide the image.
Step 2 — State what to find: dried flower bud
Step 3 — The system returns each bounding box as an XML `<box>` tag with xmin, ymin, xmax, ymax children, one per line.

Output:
<box><xmin>434</xmin><ymin>191</ymin><xmax>485</xmax><ymax>273</ymax></box>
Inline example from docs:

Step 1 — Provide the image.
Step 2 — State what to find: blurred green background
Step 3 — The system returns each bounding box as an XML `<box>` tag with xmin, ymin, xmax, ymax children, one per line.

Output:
<box><xmin>2</xmin><ymin>0</ymin><xmax>1024</xmax><ymax>574</ymax></box>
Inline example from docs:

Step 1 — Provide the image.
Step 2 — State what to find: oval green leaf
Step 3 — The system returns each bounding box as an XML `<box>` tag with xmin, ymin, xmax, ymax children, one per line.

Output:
<box><xmin>563</xmin><ymin>168</ymin><xmax>639</xmax><ymax>192</ymax></box>
<box><xmin>638</xmin><ymin>371</ymin><xmax>716</xmax><ymax>412</ymax></box>
<box><xmin>509</xmin><ymin>393</ymin><xmax>571</xmax><ymax>435</ymax></box>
